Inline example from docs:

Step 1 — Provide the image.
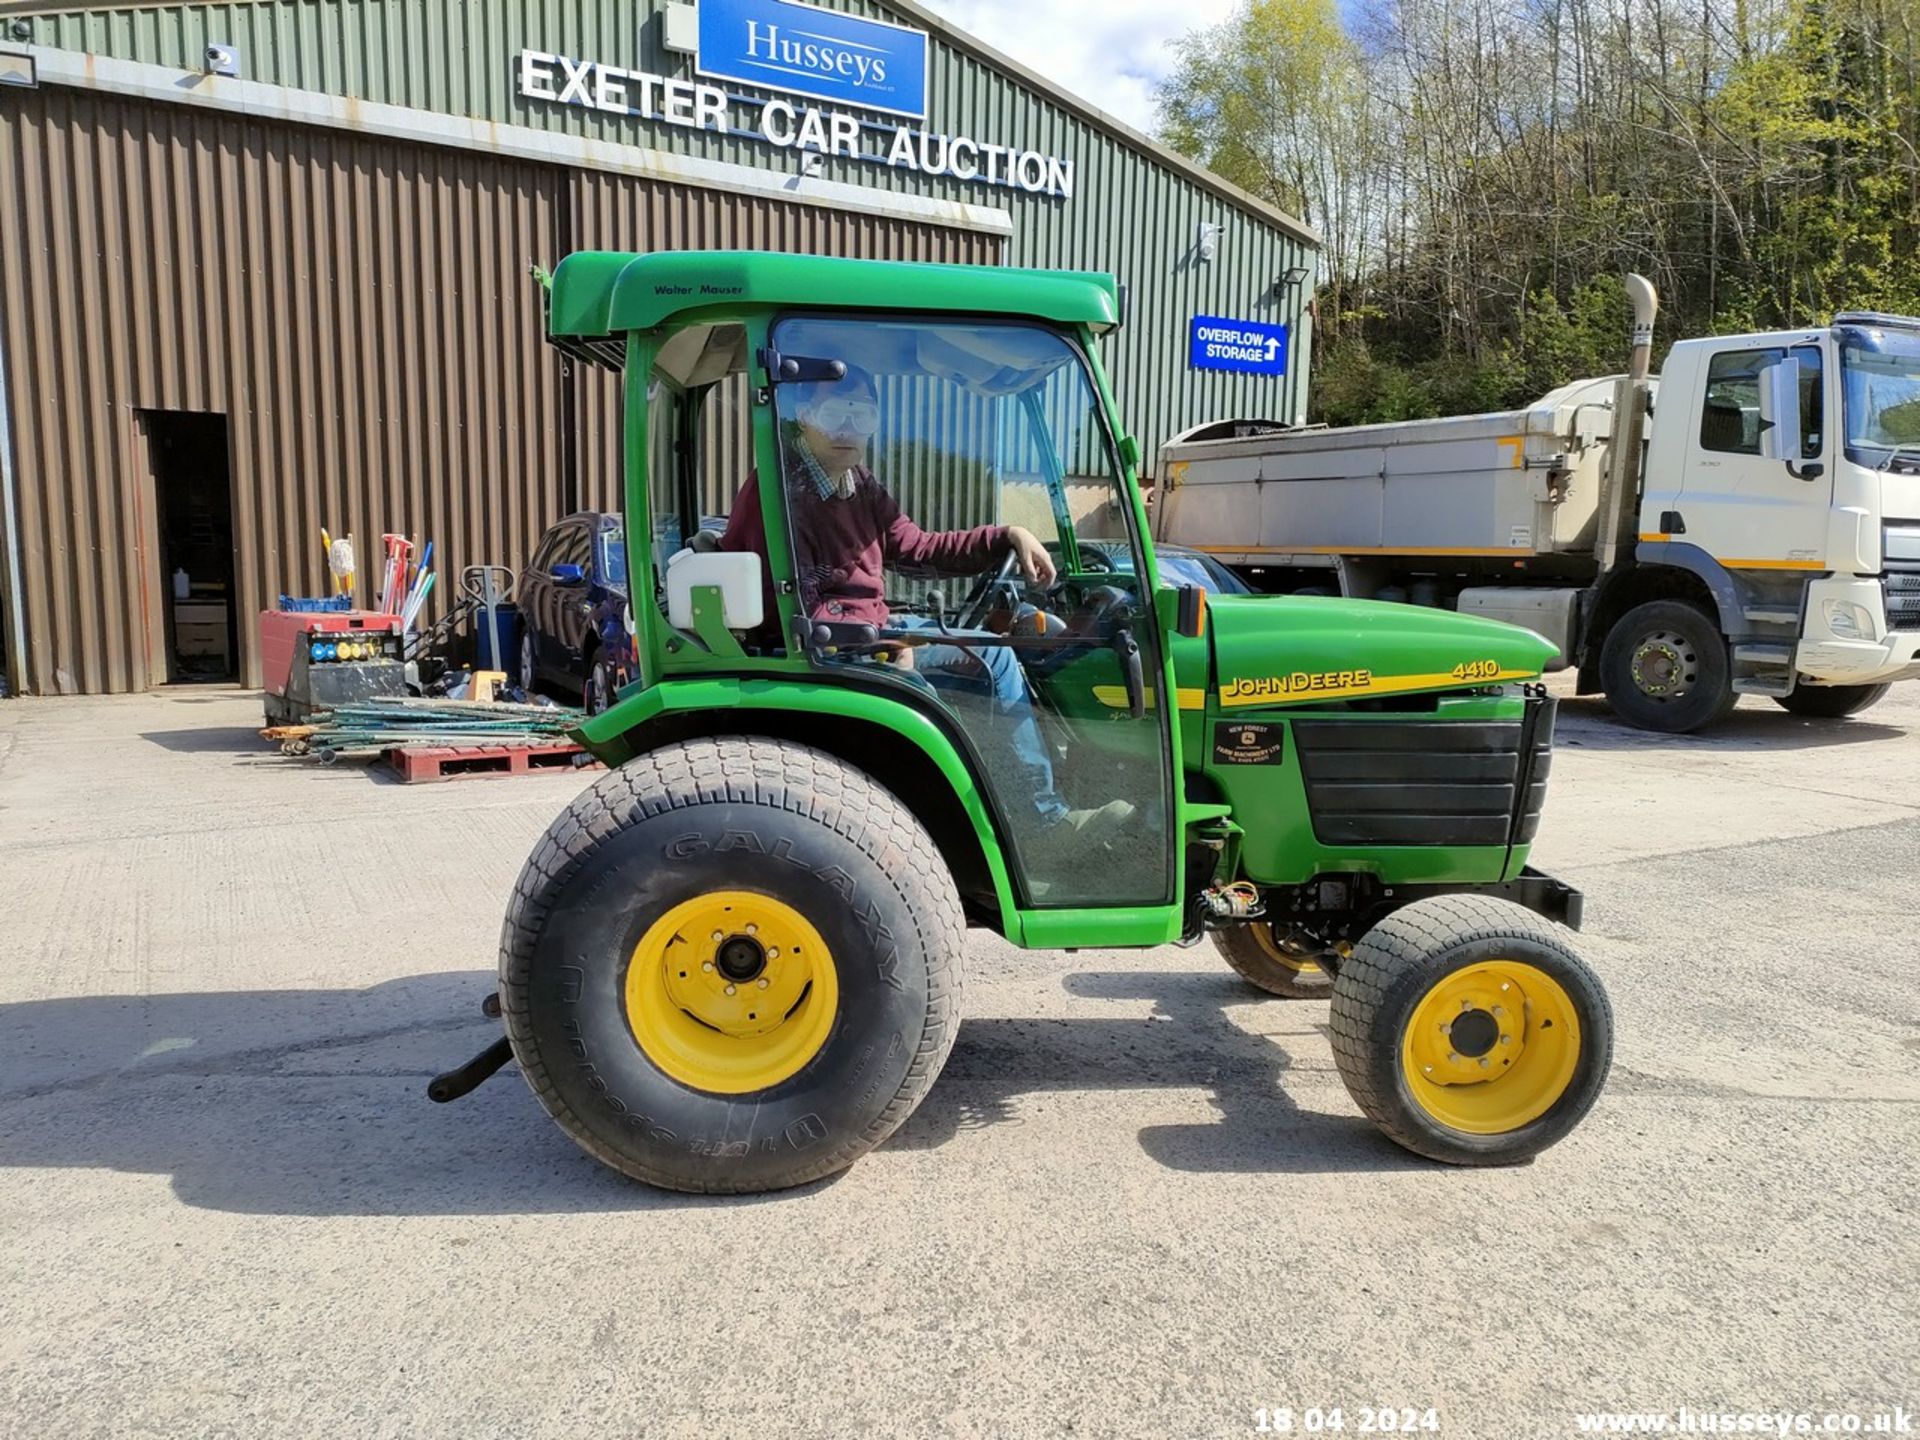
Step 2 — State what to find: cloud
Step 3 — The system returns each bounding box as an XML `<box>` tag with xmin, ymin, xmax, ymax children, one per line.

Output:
<box><xmin>916</xmin><ymin>0</ymin><xmax>1241</xmax><ymax>134</ymax></box>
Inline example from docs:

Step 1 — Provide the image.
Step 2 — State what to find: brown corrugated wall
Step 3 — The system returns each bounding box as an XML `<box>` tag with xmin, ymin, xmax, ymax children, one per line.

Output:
<box><xmin>0</xmin><ymin>84</ymin><xmax>999</xmax><ymax>693</ymax></box>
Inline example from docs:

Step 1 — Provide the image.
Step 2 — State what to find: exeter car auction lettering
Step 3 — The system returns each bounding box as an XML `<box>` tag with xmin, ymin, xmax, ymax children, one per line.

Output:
<box><xmin>517</xmin><ymin>50</ymin><xmax>1073</xmax><ymax>199</ymax></box>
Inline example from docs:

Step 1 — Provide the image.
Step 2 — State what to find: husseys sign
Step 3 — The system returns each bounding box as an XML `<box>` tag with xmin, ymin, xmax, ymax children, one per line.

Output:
<box><xmin>698</xmin><ymin>0</ymin><xmax>927</xmax><ymax>117</ymax></box>
<box><xmin>515</xmin><ymin>0</ymin><xmax>1075</xmax><ymax>199</ymax></box>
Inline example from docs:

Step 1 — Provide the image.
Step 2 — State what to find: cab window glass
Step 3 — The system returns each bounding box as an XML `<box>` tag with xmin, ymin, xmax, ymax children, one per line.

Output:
<box><xmin>646</xmin><ymin>325</ymin><xmax>752</xmax><ymax>592</ymax></box>
<box><xmin>1700</xmin><ymin>346</ymin><xmax>1822</xmax><ymax>456</ymax></box>
<box><xmin>761</xmin><ymin>315</ymin><xmax>1172</xmax><ymax>909</ymax></box>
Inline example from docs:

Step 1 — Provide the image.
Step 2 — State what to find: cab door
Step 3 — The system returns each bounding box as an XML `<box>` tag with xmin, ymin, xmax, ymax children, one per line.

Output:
<box><xmin>759</xmin><ymin>312</ymin><xmax>1177</xmax><ymax>912</ymax></box>
<box><xmin>1684</xmin><ymin>341</ymin><xmax>1833</xmax><ymax>569</ymax></box>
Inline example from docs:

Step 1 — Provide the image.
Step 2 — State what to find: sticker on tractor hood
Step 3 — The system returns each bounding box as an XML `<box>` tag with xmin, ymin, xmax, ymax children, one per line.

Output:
<box><xmin>1213</xmin><ymin>722</ymin><xmax>1286</xmax><ymax>765</ymax></box>
<box><xmin>1220</xmin><ymin>663</ymin><xmax>1534</xmax><ymax>705</ymax></box>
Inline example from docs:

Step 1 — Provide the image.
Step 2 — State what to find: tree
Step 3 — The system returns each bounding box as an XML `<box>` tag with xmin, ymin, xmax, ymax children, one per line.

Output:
<box><xmin>1156</xmin><ymin>0</ymin><xmax>1920</xmax><ymax>421</ymax></box>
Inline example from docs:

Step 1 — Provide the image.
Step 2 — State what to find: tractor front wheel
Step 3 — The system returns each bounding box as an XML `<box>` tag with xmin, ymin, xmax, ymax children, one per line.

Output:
<box><xmin>499</xmin><ymin>737</ymin><xmax>963</xmax><ymax>1193</ymax></box>
<box><xmin>1213</xmin><ymin>922</ymin><xmax>1333</xmax><ymax>998</ymax></box>
<box><xmin>1329</xmin><ymin>895</ymin><xmax>1612</xmax><ymax>1165</ymax></box>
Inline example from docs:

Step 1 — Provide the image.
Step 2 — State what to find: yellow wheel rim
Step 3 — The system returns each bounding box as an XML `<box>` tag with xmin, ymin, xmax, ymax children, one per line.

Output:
<box><xmin>1251</xmin><ymin>924</ymin><xmax>1323</xmax><ymax>976</ymax></box>
<box><xmin>624</xmin><ymin>890</ymin><xmax>838</xmax><ymax>1095</ymax></box>
<box><xmin>1401</xmin><ymin>960</ymin><xmax>1580</xmax><ymax>1134</ymax></box>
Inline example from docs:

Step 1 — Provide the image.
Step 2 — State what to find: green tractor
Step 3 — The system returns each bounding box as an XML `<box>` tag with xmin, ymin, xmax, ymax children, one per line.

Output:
<box><xmin>429</xmin><ymin>250</ymin><xmax>1613</xmax><ymax>1192</ymax></box>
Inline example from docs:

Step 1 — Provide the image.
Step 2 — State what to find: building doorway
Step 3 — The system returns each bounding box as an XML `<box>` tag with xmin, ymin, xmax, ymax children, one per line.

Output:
<box><xmin>142</xmin><ymin>411</ymin><xmax>236</xmax><ymax>683</ymax></box>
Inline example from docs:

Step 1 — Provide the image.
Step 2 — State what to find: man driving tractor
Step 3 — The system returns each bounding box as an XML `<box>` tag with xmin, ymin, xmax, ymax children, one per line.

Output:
<box><xmin>720</xmin><ymin>364</ymin><xmax>1133</xmax><ymax>841</ymax></box>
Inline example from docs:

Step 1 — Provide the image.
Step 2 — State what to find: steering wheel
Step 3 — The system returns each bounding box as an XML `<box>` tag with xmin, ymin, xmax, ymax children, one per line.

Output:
<box><xmin>955</xmin><ymin>549</ymin><xmax>1022</xmax><ymax>632</ymax></box>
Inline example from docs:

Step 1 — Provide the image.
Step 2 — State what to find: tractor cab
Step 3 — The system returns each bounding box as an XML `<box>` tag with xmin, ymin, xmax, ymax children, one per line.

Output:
<box><xmin>556</xmin><ymin>251</ymin><xmax>1187</xmax><ymax>935</ymax></box>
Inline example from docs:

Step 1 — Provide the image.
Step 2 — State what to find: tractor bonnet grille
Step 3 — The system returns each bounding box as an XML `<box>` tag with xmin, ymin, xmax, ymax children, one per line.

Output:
<box><xmin>1292</xmin><ymin>697</ymin><xmax>1555</xmax><ymax>849</ymax></box>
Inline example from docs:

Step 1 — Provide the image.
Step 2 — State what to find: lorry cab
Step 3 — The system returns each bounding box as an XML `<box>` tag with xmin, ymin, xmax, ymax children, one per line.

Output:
<box><xmin>1639</xmin><ymin>317</ymin><xmax>1920</xmax><ymax>694</ymax></box>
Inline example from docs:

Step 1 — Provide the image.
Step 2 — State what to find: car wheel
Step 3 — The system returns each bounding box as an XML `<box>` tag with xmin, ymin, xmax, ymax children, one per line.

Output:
<box><xmin>584</xmin><ymin>654</ymin><xmax>615</xmax><ymax>715</ymax></box>
<box><xmin>518</xmin><ymin>630</ymin><xmax>538</xmax><ymax>696</ymax></box>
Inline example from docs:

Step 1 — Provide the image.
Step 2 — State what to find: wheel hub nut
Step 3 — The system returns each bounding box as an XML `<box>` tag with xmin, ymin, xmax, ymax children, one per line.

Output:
<box><xmin>715</xmin><ymin>934</ymin><xmax>768</xmax><ymax>983</ymax></box>
<box><xmin>1447</xmin><ymin>1007</ymin><xmax>1501</xmax><ymax>1059</ymax></box>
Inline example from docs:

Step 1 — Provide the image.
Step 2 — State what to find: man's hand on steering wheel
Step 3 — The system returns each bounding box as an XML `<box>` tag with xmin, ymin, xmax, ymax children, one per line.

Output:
<box><xmin>1006</xmin><ymin>526</ymin><xmax>1056</xmax><ymax>588</ymax></box>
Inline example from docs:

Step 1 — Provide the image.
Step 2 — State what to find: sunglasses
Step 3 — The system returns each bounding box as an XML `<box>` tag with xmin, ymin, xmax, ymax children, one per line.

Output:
<box><xmin>804</xmin><ymin>397</ymin><xmax>881</xmax><ymax>437</ymax></box>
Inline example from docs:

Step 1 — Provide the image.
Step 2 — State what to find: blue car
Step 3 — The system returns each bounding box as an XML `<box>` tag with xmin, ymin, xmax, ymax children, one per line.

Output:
<box><xmin>516</xmin><ymin>511</ymin><xmax>636</xmax><ymax>713</ymax></box>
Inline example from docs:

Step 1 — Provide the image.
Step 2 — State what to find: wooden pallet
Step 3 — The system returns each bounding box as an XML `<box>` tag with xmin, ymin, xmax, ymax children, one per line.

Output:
<box><xmin>387</xmin><ymin>741</ymin><xmax>601</xmax><ymax>783</ymax></box>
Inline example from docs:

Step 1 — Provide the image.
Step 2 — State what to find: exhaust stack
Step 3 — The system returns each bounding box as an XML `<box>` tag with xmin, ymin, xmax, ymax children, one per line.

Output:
<box><xmin>1594</xmin><ymin>273</ymin><xmax>1660</xmax><ymax>574</ymax></box>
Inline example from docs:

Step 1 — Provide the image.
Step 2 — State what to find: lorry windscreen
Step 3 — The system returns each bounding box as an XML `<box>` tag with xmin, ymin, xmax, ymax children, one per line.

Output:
<box><xmin>1838</xmin><ymin>323</ymin><xmax>1920</xmax><ymax>464</ymax></box>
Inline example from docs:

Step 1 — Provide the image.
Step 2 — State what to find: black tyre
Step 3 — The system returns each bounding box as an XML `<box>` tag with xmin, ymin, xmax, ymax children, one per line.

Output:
<box><xmin>583</xmin><ymin>652</ymin><xmax>615</xmax><ymax>715</ymax></box>
<box><xmin>1599</xmin><ymin>598</ymin><xmax>1737</xmax><ymax>732</ymax></box>
<box><xmin>518</xmin><ymin>629</ymin><xmax>539</xmax><ymax>696</ymax></box>
<box><xmin>1774</xmin><ymin>682</ymin><xmax>1891</xmax><ymax>718</ymax></box>
<box><xmin>1212</xmin><ymin>923</ymin><xmax>1332</xmax><ymax>999</ymax></box>
<box><xmin>1329</xmin><ymin>895</ymin><xmax>1612</xmax><ymax>1165</ymax></box>
<box><xmin>499</xmin><ymin>737</ymin><xmax>964</xmax><ymax>1193</ymax></box>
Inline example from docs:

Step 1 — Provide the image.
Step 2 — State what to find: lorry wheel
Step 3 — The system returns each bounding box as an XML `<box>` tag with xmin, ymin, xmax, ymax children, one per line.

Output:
<box><xmin>1213</xmin><ymin>923</ymin><xmax>1332</xmax><ymax>998</ymax></box>
<box><xmin>498</xmin><ymin>737</ymin><xmax>964</xmax><ymax>1194</ymax></box>
<box><xmin>1599</xmin><ymin>599</ymin><xmax>1737</xmax><ymax>732</ymax></box>
<box><xmin>1773</xmin><ymin>682</ymin><xmax>1891</xmax><ymax>718</ymax></box>
<box><xmin>1329</xmin><ymin>895</ymin><xmax>1612</xmax><ymax>1165</ymax></box>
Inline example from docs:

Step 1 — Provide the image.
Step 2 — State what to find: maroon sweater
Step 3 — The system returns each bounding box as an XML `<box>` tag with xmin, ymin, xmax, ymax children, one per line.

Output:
<box><xmin>721</xmin><ymin>466</ymin><xmax>1009</xmax><ymax>628</ymax></box>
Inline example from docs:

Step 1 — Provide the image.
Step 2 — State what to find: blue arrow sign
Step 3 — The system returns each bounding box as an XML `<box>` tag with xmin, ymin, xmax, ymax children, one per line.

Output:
<box><xmin>1189</xmin><ymin>316</ymin><xmax>1289</xmax><ymax>375</ymax></box>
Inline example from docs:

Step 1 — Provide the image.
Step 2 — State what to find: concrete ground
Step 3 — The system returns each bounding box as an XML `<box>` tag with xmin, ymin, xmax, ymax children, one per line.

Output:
<box><xmin>0</xmin><ymin>680</ymin><xmax>1914</xmax><ymax>1439</ymax></box>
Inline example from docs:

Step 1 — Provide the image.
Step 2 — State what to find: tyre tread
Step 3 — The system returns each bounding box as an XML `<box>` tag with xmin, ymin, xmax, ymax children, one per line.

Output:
<box><xmin>498</xmin><ymin>736</ymin><xmax>964</xmax><ymax>1193</ymax></box>
<box><xmin>1329</xmin><ymin>894</ymin><xmax>1612</xmax><ymax>1165</ymax></box>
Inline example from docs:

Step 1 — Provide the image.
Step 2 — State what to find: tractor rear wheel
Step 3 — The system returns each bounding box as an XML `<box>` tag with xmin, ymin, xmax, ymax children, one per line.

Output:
<box><xmin>1213</xmin><ymin>922</ymin><xmax>1332</xmax><ymax>998</ymax></box>
<box><xmin>1329</xmin><ymin>895</ymin><xmax>1612</xmax><ymax>1165</ymax></box>
<box><xmin>499</xmin><ymin>737</ymin><xmax>963</xmax><ymax>1193</ymax></box>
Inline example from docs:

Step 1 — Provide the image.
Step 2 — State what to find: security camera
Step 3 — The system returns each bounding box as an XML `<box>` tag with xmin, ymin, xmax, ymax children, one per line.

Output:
<box><xmin>204</xmin><ymin>43</ymin><xmax>239</xmax><ymax>78</ymax></box>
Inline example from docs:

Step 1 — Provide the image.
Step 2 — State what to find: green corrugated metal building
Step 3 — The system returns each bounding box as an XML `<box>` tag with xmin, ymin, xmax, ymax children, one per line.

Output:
<box><xmin>0</xmin><ymin>0</ymin><xmax>1317</xmax><ymax>694</ymax></box>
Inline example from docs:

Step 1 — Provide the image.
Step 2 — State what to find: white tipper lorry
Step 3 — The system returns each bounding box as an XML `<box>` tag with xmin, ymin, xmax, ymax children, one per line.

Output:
<box><xmin>1155</xmin><ymin>276</ymin><xmax>1920</xmax><ymax>731</ymax></box>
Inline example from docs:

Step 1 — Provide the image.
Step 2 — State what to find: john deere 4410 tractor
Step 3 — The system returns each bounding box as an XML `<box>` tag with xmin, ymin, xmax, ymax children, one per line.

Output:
<box><xmin>429</xmin><ymin>251</ymin><xmax>1613</xmax><ymax>1192</ymax></box>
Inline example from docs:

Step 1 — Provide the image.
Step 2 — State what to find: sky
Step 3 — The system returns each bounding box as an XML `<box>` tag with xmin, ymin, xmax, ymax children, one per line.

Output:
<box><xmin>916</xmin><ymin>0</ymin><xmax>1243</xmax><ymax>135</ymax></box>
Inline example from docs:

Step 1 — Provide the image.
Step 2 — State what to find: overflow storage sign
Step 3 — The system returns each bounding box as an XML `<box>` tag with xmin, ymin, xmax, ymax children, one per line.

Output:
<box><xmin>1189</xmin><ymin>316</ymin><xmax>1289</xmax><ymax>376</ymax></box>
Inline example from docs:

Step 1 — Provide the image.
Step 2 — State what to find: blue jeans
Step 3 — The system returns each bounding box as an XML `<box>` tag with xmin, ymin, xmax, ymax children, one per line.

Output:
<box><xmin>891</xmin><ymin>617</ymin><xmax>1068</xmax><ymax>824</ymax></box>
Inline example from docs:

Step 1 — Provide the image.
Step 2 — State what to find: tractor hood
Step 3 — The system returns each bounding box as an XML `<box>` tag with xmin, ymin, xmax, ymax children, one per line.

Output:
<box><xmin>1205</xmin><ymin>594</ymin><xmax>1558</xmax><ymax>708</ymax></box>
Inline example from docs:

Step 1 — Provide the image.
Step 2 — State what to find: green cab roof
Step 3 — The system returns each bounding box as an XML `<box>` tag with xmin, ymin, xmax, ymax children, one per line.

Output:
<box><xmin>547</xmin><ymin>250</ymin><xmax>1120</xmax><ymax>337</ymax></box>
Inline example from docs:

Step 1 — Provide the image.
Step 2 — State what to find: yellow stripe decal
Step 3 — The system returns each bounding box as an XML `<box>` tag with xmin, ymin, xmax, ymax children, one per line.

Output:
<box><xmin>1091</xmin><ymin>686</ymin><xmax>1208</xmax><ymax>711</ymax></box>
<box><xmin>1638</xmin><ymin>536</ymin><xmax>1827</xmax><ymax>571</ymax></box>
<box><xmin>1218</xmin><ymin>668</ymin><xmax>1538</xmax><ymax>707</ymax></box>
